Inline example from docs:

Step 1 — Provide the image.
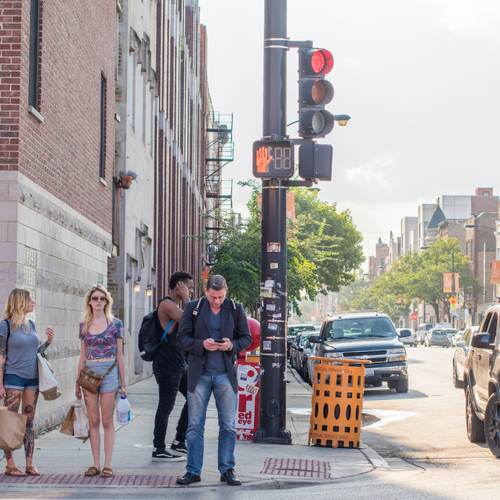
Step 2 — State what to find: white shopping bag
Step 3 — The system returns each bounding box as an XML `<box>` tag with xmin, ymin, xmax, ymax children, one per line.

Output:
<box><xmin>74</xmin><ymin>399</ymin><xmax>89</xmax><ymax>442</ymax></box>
<box><xmin>37</xmin><ymin>352</ymin><xmax>62</xmax><ymax>401</ymax></box>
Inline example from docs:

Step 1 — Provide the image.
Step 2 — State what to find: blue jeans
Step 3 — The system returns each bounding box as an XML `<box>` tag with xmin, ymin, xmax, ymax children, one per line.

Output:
<box><xmin>186</xmin><ymin>373</ymin><xmax>237</xmax><ymax>475</ymax></box>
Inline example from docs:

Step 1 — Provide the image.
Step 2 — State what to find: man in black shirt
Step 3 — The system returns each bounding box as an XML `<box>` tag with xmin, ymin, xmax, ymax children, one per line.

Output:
<box><xmin>152</xmin><ymin>271</ymin><xmax>194</xmax><ymax>462</ymax></box>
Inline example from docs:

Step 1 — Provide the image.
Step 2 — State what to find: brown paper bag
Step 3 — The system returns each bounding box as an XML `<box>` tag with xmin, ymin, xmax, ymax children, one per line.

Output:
<box><xmin>59</xmin><ymin>405</ymin><xmax>76</xmax><ymax>437</ymax></box>
<box><xmin>0</xmin><ymin>406</ymin><xmax>27</xmax><ymax>451</ymax></box>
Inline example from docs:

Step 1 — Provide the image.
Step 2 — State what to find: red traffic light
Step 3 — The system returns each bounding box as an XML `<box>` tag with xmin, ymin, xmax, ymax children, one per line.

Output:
<box><xmin>300</xmin><ymin>49</ymin><xmax>334</xmax><ymax>77</ymax></box>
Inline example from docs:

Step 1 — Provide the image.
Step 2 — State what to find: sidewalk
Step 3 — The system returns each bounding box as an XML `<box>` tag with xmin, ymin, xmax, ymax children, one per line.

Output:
<box><xmin>0</xmin><ymin>367</ymin><xmax>382</xmax><ymax>489</ymax></box>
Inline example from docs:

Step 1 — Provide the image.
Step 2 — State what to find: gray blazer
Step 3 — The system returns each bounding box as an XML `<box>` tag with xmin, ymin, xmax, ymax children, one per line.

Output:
<box><xmin>177</xmin><ymin>297</ymin><xmax>252</xmax><ymax>393</ymax></box>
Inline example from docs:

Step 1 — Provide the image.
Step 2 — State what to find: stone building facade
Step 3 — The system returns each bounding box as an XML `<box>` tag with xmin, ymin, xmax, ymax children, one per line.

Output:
<box><xmin>0</xmin><ymin>0</ymin><xmax>116</xmax><ymax>428</ymax></box>
<box><xmin>109</xmin><ymin>0</ymin><xmax>158</xmax><ymax>383</ymax></box>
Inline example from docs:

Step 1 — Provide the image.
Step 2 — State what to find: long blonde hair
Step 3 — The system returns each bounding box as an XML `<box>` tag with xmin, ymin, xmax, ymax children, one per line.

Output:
<box><xmin>3</xmin><ymin>288</ymin><xmax>32</xmax><ymax>330</ymax></box>
<box><xmin>81</xmin><ymin>285</ymin><xmax>114</xmax><ymax>334</ymax></box>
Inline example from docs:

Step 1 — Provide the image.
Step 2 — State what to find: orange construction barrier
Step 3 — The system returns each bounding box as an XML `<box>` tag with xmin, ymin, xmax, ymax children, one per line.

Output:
<box><xmin>308</xmin><ymin>357</ymin><xmax>371</xmax><ymax>449</ymax></box>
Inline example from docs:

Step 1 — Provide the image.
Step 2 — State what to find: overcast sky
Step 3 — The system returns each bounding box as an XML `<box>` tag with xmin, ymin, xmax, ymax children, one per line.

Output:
<box><xmin>199</xmin><ymin>1</ymin><xmax>500</xmax><ymax>268</ymax></box>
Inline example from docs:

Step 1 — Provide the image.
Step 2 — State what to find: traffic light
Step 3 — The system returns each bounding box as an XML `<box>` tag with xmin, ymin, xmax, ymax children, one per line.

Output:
<box><xmin>298</xmin><ymin>142</ymin><xmax>333</xmax><ymax>180</ymax></box>
<box><xmin>298</xmin><ymin>48</ymin><xmax>334</xmax><ymax>138</ymax></box>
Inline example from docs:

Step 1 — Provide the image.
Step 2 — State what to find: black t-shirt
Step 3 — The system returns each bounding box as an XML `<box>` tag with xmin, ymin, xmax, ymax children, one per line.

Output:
<box><xmin>153</xmin><ymin>297</ymin><xmax>187</xmax><ymax>373</ymax></box>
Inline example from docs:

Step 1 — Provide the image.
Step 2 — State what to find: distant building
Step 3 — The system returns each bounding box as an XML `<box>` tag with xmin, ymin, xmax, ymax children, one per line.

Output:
<box><xmin>464</xmin><ymin>211</ymin><xmax>498</xmax><ymax>325</ymax></box>
<box><xmin>368</xmin><ymin>238</ymin><xmax>389</xmax><ymax>285</ymax></box>
<box><xmin>401</xmin><ymin>217</ymin><xmax>418</xmax><ymax>255</ymax></box>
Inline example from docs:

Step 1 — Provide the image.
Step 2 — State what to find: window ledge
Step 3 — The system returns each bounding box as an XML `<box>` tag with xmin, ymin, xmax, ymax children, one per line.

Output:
<box><xmin>28</xmin><ymin>106</ymin><xmax>44</xmax><ymax>123</ymax></box>
<box><xmin>99</xmin><ymin>177</ymin><xmax>107</xmax><ymax>186</ymax></box>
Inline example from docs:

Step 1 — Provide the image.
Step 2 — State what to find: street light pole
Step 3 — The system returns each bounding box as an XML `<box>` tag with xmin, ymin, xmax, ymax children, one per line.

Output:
<box><xmin>253</xmin><ymin>0</ymin><xmax>292</xmax><ymax>444</ymax></box>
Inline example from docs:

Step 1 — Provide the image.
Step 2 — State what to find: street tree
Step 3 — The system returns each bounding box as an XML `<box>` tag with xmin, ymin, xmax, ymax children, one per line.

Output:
<box><xmin>210</xmin><ymin>181</ymin><xmax>364</xmax><ymax>315</ymax></box>
<box><xmin>369</xmin><ymin>238</ymin><xmax>478</xmax><ymax>321</ymax></box>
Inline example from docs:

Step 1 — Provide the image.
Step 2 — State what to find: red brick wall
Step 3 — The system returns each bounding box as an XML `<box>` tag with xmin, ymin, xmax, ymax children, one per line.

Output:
<box><xmin>0</xmin><ymin>0</ymin><xmax>115</xmax><ymax>234</ymax></box>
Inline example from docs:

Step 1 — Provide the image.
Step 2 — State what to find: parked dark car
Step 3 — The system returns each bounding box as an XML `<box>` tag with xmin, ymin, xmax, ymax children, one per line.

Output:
<box><xmin>424</xmin><ymin>328</ymin><xmax>451</xmax><ymax>347</ymax></box>
<box><xmin>287</xmin><ymin>323</ymin><xmax>315</xmax><ymax>359</ymax></box>
<box><xmin>297</xmin><ymin>333</ymin><xmax>316</xmax><ymax>384</ymax></box>
<box><xmin>452</xmin><ymin>326</ymin><xmax>478</xmax><ymax>388</ymax></box>
<box><xmin>308</xmin><ymin>312</ymin><xmax>410</xmax><ymax>393</ymax></box>
<box><xmin>464</xmin><ymin>305</ymin><xmax>500</xmax><ymax>457</ymax></box>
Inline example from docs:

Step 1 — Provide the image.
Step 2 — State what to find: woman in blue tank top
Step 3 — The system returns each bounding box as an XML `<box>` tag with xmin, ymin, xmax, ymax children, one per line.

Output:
<box><xmin>0</xmin><ymin>288</ymin><xmax>54</xmax><ymax>476</ymax></box>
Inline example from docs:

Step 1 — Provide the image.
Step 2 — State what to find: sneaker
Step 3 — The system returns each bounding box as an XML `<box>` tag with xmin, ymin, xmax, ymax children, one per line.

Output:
<box><xmin>171</xmin><ymin>440</ymin><xmax>187</xmax><ymax>454</ymax></box>
<box><xmin>152</xmin><ymin>448</ymin><xmax>186</xmax><ymax>462</ymax></box>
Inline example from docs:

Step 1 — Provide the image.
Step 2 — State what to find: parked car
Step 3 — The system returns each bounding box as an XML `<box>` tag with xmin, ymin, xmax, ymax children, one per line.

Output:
<box><xmin>452</xmin><ymin>326</ymin><xmax>478</xmax><ymax>388</ymax></box>
<box><xmin>452</xmin><ymin>331</ymin><xmax>464</xmax><ymax>346</ymax></box>
<box><xmin>464</xmin><ymin>305</ymin><xmax>500</xmax><ymax>457</ymax></box>
<box><xmin>308</xmin><ymin>311</ymin><xmax>409</xmax><ymax>393</ymax></box>
<box><xmin>424</xmin><ymin>328</ymin><xmax>451</xmax><ymax>347</ymax></box>
<box><xmin>287</xmin><ymin>323</ymin><xmax>315</xmax><ymax>358</ymax></box>
<box><xmin>416</xmin><ymin>323</ymin><xmax>434</xmax><ymax>345</ymax></box>
<box><xmin>396</xmin><ymin>328</ymin><xmax>417</xmax><ymax>347</ymax></box>
<box><xmin>289</xmin><ymin>332</ymin><xmax>304</xmax><ymax>371</ymax></box>
<box><xmin>297</xmin><ymin>333</ymin><xmax>316</xmax><ymax>384</ymax></box>
<box><xmin>445</xmin><ymin>328</ymin><xmax>458</xmax><ymax>342</ymax></box>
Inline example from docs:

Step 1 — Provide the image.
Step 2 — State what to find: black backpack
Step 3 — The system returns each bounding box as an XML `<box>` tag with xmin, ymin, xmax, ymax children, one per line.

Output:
<box><xmin>138</xmin><ymin>299</ymin><xmax>173</xmax><ymax>362</ymax></box>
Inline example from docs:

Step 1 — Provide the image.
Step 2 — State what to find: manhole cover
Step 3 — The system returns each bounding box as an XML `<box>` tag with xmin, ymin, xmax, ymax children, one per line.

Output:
<box><xmin>261</xmin><ymin>458</ymin><xmax>330</xmax><ymax>478</ymax></box>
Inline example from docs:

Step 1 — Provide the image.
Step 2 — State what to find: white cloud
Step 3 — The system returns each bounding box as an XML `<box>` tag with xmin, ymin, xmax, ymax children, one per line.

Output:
<box><xmin>343</xmin><ymin>155</ymin><xmax>396</xmax><ymax>189</ymax></box>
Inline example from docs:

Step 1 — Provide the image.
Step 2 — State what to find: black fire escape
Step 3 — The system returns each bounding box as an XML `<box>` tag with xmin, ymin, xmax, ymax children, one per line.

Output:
<box><xmin>205</xmin><ymin>112</ymin><xmax>234</xmax><ymax>266</ymax></box>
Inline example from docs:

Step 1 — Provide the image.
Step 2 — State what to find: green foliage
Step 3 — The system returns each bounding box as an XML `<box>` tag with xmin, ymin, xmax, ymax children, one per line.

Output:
<box><xmin>339</xmin><ymin>237</ymin><xmax>479</xmax><ymax>322</ymax></box>
<box><xmin>210</xmin><ymin>181</ymin><xmax>364</xmax><ymax>315</ymax></box>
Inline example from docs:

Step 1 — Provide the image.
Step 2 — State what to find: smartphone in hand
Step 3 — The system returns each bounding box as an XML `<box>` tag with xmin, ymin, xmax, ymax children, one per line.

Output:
<box><xmin>214</xmin><ymin>339</ymin><xmax>225</xmax><ymax>344</ymax></box>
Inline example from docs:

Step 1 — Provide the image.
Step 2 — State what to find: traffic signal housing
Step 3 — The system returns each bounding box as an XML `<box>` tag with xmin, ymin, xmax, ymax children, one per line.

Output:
<box><xmin>298</xmin><ymin>142</ymin><xmax>333</xmax><ymax>181</ymax></box>
<box><xmin>298</xmin><ymin>48</ymin><xmax>334</xmax><ymax>139</ymax></box>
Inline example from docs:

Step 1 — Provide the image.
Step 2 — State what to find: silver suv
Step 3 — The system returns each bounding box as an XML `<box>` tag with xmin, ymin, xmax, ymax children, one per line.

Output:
<box><xmin>308</xmin><ymin>312</ymin><xmax>409</xmax><ymax>393</ymax></box>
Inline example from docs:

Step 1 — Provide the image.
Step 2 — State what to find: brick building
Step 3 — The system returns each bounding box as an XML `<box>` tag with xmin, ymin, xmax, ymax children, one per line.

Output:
<box><xmin>0</xmin><ymin>0</ymin><xmax>116</xmax><ymax>428</ymax></box>
<box><xmin>154</xmin><ymin>0</ymin><xmax>209</xmax><ymax>301</ymax></box>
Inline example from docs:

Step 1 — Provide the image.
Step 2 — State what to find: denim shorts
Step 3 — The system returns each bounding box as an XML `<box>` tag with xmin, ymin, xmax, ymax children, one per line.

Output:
<box><xmin>4</xmin><ymin>373</ymin><xmax>39</xmax><ymax>390</ymax></box>
<box><xmin>85</xmin><ymin>360</ymin><xmax>119</xmax><ymax>394</ymax></box>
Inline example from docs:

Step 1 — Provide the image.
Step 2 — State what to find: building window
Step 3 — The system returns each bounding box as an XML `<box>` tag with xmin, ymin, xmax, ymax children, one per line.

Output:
<box><xmin>128</xmin><ymin>51</ymin><xmax>135</xmax><ymax>128</ymax></box>
<box><xmin>24</xmin><ymin>248</ymin><xmax>37</xmax><ymax>322</ymax></box>
<box><xmin>99</xmin><ymin>75</ymin><xmax>107</xmax><ymax>179</ymax></box>
<box><xmin>141</xmin><ymin>72</ymin><xmax>146</xmax><ymax>143</ymax></box>
<box><xmin>28</xmin><ymin>0</ymin><xmax>41</xmax><ymax>109</ymax></box>
<box><xmin>150</xmin><ymin>92</ymin><xmax>155</xmax><ymax>157</ymax></box>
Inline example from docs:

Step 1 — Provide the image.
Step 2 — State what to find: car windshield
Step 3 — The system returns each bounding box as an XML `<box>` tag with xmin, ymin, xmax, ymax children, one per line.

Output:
<box><xmin>300</xmin><ymin>333</ymin><xmax>314</xmax><ymax>346</ymax></box>
<box><xmin>432</xmin><ymin>329</ymin><xmax>446</xmax><ymax>335</ymax></box>
<box><xmin>325</xmin><ymin>317</ymin><xmax>396</xmax><ymax>341</ymax></box>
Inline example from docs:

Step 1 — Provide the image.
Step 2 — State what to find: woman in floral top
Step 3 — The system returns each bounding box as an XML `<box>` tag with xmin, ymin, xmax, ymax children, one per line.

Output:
<box><xmin>76</xmin><ymin>285</ymin><xmax>126</xmax><ymax>478</ymax></box>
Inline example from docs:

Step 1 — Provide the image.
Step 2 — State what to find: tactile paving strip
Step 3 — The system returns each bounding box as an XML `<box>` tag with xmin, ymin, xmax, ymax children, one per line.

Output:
<box><xmin>261</xmin><ymin>458</ymin><xmax>330</xmax><ymax>478</ymax></box>
<box><xmin>0</xmin><ymin>474</ymin><xmax>179</xmax><ymax>487</ymax></box>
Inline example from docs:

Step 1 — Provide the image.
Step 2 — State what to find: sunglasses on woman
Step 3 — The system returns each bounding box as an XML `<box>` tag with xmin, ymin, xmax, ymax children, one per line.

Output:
<box><xmin>91</xmin><ymin>296</ymin><xmax>107</xmax><ymax>302</ymax></box>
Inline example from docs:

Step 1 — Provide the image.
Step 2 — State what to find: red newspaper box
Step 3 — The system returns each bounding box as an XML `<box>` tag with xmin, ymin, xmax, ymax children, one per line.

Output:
<box><xmin>236</xmin><ymin>359</ymin><xmax>260</xmax><ymax>440</ymax></box>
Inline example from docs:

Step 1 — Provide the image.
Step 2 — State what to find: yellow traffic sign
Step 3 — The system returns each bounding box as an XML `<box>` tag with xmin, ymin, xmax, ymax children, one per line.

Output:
<box><xmin>449</xmin><ymin>295</ymin><xmax>458</xmax><ymax>306</ymax></box>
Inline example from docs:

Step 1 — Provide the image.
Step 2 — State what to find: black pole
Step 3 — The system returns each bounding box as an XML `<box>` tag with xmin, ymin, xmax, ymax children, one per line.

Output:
<box><xmin>253</xmin><ymin>0</ymin><xmax>292</xmax><ymax>444</ymax></box>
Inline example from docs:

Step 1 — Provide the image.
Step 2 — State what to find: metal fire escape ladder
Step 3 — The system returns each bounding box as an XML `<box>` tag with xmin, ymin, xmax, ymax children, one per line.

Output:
<box><xmin>205</xmin><ymin>113</ymin><xmax>234</xmax><ymax>266</ymax></box>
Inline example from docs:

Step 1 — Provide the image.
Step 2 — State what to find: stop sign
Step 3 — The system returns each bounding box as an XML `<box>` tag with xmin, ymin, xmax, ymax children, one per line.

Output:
<box><xmin>410</xmin><ymin>313</ymin><xmax>418</xmax><ymax>321</ymax></box>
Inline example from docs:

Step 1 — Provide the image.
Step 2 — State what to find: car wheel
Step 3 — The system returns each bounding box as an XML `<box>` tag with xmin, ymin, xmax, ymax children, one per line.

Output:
<box><xmin>452</xmin><ymin>361</ymin><xmax>463</xmax><ymax>389</ymax></box>
<box><xmin>485</xmin><ymin>393</ymin><xmax>500</xmax><ymax>457</ymax></box>
<box><xmin>302</xmin><ymin>364</ymin><xmax>309</xmax><ymax>384</ymax></box>
<box><xmin>395</xmin><ymin>379</ymin><xmax>409</xmax><ymax>393</ymax></box>
<box><xmin>466</xmin><ymin>385</ymin><xmax>485</xmax><ymax>442</ymax></box>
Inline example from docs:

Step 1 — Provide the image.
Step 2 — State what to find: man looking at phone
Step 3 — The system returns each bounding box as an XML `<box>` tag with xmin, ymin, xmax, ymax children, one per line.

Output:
<box><xmin>176</xmin><ymin>275</ymin><xmax>251</xmax><ymax>486</ymax></box>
